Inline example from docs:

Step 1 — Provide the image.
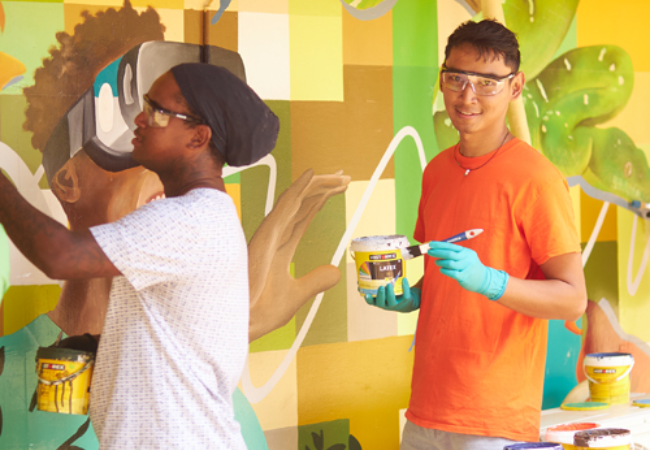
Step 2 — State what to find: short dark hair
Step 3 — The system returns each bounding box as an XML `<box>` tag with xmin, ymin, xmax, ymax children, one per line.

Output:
<box><xmin>444</xmin><ymin>19</ymin><xmax>521</xmax><ymax>72</ymax></box>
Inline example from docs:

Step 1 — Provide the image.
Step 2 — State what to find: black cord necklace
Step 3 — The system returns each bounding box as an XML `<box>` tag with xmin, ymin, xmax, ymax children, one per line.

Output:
<box><xmin>454</xmin><ymin>130</ymin><xmax>511</xmax><ymax>176</ymax></box>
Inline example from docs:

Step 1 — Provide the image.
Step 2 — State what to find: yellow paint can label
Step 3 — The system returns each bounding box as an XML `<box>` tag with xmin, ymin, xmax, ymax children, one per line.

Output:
<box><xmin>350</xmin><ymin>235</ymin><xmax>409</xmax><ymax>297</ymax></box>
<box><xmin>583</xmin><ymin>352</ymin><xmax>634</xmax><ymax>405</ymax></box>
<box><xmin>36</xmin><ymin>347</ymin><xmax>94</xmax><ymax>415</ymax></box>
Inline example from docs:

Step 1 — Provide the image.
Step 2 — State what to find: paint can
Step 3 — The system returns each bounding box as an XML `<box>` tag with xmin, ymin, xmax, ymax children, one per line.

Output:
<box><xmin>503</xmin><ymin>443</ymin><xmax>564</xmax><ymax>449</ymax></box>
<box><xmin>573</xmin><ymin>428</ymin><xmax>631</xmax><ymax>449</ymax></box>
<box><xmin>583</xmin><ymin>352</ymin><xmax>634</xmax><ymax>405</ymax></box>
<box><xmin>350</xmin><ymin>235</ymin><xmax>409</xmax><ymax>297</ymax></box>
<box><xmin>35</xmin><ymin>346</ymin><xmax>94</xmax><ymax>415</ymax></box>
<box><xmin>546</xmin><ymin>423</ymin><xmax>601</xmax><ymax>450</ymax></box>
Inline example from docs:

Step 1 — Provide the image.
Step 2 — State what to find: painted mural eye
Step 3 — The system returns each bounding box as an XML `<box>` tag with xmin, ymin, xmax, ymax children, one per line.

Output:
<box><xmin>123</xmin><ymin>63</ymin><xmax>134</xmax><ymax>105</ymax></box>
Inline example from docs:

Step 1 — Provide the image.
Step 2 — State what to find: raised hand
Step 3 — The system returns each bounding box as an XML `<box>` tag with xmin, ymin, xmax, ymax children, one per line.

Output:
<box><xmin>248</xmin><ymin>169</ymin><xmax>350</xmax><ymax>341</ymax></box>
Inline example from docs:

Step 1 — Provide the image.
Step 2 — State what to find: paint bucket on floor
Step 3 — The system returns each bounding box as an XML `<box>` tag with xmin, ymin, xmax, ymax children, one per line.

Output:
<box><xmin>573</xmin><ymin>428</ymin><xmax>631</xmax><ymax>449</ymax></box>
<box><xmin>504</xmin><ymin>443</ymin><xmax>564</xmax><ymax>449</ymax></box>
<box><xmin>35</xmin><ymin>346</ymin><xmax>94</xmax><ymax>415</ymax></box>
<box><xmin>546</xmin><ymin>423</ymin><xmax>601</xmax><ymax>450</ymax></box>
<box><xmin>583</xmin><ymin>352</ymin><xmax>634</xmax><ymax>405</ymax></box>
<box><xmin>350</xmin><ymin>235</ymin><xmax>409</xmax><ymax>297</ymax></box>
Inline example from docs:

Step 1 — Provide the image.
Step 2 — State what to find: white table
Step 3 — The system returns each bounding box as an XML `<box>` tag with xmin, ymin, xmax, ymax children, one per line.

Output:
<box><xmin>540</xmin><ymin>394</ymin><xmax>650</xmax><ymax>448</ymax></box>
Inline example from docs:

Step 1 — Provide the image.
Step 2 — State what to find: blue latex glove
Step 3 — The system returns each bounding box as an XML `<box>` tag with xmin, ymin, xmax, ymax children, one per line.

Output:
<box><xmin>427</xmin><ymin>241</ymin><xmax>509</xmax><ymax>300</ymax></box>
<box><xmin>364</xmin><ymin>278</ymin><xmax>421</xmax><ymax>312</ymax></box>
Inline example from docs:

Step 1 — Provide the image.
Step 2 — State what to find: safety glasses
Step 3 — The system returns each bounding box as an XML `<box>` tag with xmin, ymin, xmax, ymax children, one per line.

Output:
<box><xmin>142</xmin><ymin>94</ymin><xmax>203</xmax><ymax>128</ymax></box>
<box><xmin>440</xmin><ymin>69</ymin><xmax>516</xmax><ymax>96</ymax></box>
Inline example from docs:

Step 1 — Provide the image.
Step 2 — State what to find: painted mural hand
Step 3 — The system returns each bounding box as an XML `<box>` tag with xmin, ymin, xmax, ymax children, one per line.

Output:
<box><xmin>248</xmin><ymin>169</ymin><xmax>350</xmax><ymax>342</ymax></box>
<box><xmin>364</xmin><ymin>278</ymin><xmax>421</xmax><ymax>313</ymax></box>
<box><xmin>428</xmin><ymin>241</ymin><xmax>509</xmax><ymax>301</ymax></box>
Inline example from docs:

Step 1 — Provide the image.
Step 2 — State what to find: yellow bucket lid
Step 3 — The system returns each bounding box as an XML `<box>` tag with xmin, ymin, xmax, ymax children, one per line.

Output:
<box><xmin>560</xmin><ymin>402</ymin><xmax>610</xmax><ymax>411</ymax></box>
<box><xmin>633</xmin><ymin>399</ymin><xmax>650</xmax><ymax>408</ymax></box>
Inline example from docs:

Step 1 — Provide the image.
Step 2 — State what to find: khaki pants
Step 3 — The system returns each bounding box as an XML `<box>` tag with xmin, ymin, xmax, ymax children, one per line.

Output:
<box><xmin>401</xmin><ymin>420</ymin><xmax>520</xmax><ymax>450</ymax></box>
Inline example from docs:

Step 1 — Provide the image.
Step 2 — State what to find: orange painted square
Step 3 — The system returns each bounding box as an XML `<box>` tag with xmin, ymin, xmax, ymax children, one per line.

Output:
<box><xmin>342</xmin><ymin>9</ymin><xmax>392</xmax><ymax>66</ymax></box>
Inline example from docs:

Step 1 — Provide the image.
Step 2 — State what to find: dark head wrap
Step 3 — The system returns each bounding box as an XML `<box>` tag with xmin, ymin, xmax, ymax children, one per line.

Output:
<box><xmin>170</xmin><ymin>63</ymin><xmax>279</xmax><ymax>167</ymax></box>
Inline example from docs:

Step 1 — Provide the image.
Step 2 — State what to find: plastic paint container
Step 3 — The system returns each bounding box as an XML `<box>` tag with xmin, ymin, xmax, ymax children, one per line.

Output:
<box><xmin>504</xmin><ymin>443</ymin><xmax>564</xmax><ymax>449</ymax></box>
<box><xmin>573</xmin><ymin>428</ymin><xmax>631</xmax><ymax>449</ymax></box>
<box><xmin>350</xmin><ymin>235</ymin><xmax>409</xmax><ymax>297</ymax></box>
<box><xmin>546</xmin><ymin>423</ymin><xmax>601</xmax><ymax>450</ymax></box>
<box><xmin>583</xmin><ymin>352</ymin><xmax>634</xmax><ymax>405</ymax></box>
<box><xmin>561</xmin><ymin>402</ymin><xmax>609</xmax><ymax>412</ymax></box>
<box><xmin>35</xmin><ymin>346</ymin><xmax>94</xmax><ymax>415</ymax></box>
<box><xmin>633</xmin><ymin>399</ymin><xmax>650</xmax><ymax>408</ymax></box>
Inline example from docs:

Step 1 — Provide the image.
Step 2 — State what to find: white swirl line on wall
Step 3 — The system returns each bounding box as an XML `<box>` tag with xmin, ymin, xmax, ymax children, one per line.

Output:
<box><xmin>223</xmin><ymin>154</ymin><xmax>277</xmax><ymax>216</ymax></box>
<box><xmin>242</xmin><ymin>125</ymin><xmax>427</xmax><ymax>404</ymax></box>
<box><xmin>627</xmin><ymin>214</ymin><xmax>650</xmax><ymax>296</ymax></box>
<box><xmin>581</xmin><ymin>201</ymin><xmax>609</xmax><ymax>268</ymax></box>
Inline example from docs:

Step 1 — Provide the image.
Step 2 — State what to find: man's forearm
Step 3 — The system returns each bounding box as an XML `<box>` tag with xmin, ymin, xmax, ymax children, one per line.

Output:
<box><xmin>0</xmin><ymin>174</ymin><xmax>119</xmax><ymax>279</ymax></box>
<box><xmin>495</xmin><ymin>252</ymin><xmax>587</xmax><ymax>321</ymax></box>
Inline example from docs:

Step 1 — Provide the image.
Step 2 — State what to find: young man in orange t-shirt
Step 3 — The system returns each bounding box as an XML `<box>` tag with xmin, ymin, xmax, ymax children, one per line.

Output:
<box><xmin>365</xmin><ymin>20</ymin><xmax>587</xmax><ymax>449</ymax></box>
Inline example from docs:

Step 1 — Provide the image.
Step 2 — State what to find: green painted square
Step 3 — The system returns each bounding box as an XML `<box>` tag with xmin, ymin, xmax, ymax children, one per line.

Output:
<box><xmin>0</xmin><ymin>95</ymin><xmax>45</xmax><ymax>186</ymax></box>
<box><xmin>392</xmin><ymin>0</ymin><xmax>437</xmax><ymax>67</ymax></box>
<box><xmin>0</xmin><ymin>2</ymin><xmax>64</xmax><ymax>94</ymax></box>
<box><xmin>3</xmin><ymin>284</ymin><xmax>60</xmax><ymax>335</ymax></box>
<box><xmin>294</xmin><ymin>194</ymin><xmax>347</xmax><ymax>347</ymax></box>
<box><xmin>582</xmin><ymin>241</ymin><xmax>618</xmax><ymax>308</ymax></box>
<box><xmin>250</xmin><ymin>262</ymin><xmax>297</xmax><ymax>353</ymax></box>
<box><xmin>241</xmin><ymin>101</ymin><xmax>291</xmax><ymax>243</ymax></box>
<box><xmin>299</xmin><ymin>419</ymin><xmax>350</xmax><ymax>450</ymax></box>
<box><xmin>552</xmin><ymin>15</ymin><xmax>577</xmax><ymax>60</ymax></box>
<box><xmin>393</xmin><ymin>65</ymin><xmax>438</xmax><ymax>245</ymax></box>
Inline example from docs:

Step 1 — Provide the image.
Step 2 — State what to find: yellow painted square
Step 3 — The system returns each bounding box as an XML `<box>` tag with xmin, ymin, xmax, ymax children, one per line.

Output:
<box><xmin>617</xmin><ymin>208</ymin><xmax>650</xmax><ymax>341</ymax></box>
<box><xmin>131</xmin><ymin>0</ymin><xmax>184</xmax><ymax>10</ymax></box>
<box><xmin>289</xmin><ymin>0</ymin><xmax>341</xmax><ymax>17</ymax></box>
<box><xmin>63</xmin><ymin>0</ymin><xmax>122</xmax><ymax>5</ymax></box>
<box><xmin>289</xmin><ymin>15</ymin><xmax>343</xmax><ymax>101</ymax></box>
<box><xmin>133</xmin><ymin>7</ymin><xmax>184</xmax><ymax>42</ymax></box>
<box><xmin>185</xmin><ymin>0</ymin><xmax>239</xmax><ymax>10</ymax></box>
<box><xmin>342</xmin><ymin>8</ymin><xmax>392</xmax><ymax>66</ymax></box>
<box><xmin>602</xmin><ymin>72</ymin><xmax>650</xmax><ymax>147</ymax></box>
<box><xmin>239</xmin><ymin>0</ymin><xmax>288</xmax><ymax>14</ymax></box>
<box><xmin>241</xmin><ymin>349</ymin><xmax>298</xmax><ymax>430</ymax></box>
<box><xmin>3</xmin><ymin>285</ymin><xmax>60</xmax><ymax>335</ymax></box>
<box><xmin>297</xmin><ymin>337</ymin><xmax>413</xmax><ymax>449</ymax></box>
<box><xmin>346</xmin><ymin>262</ymin><xmax>398</xmax><ymax>342</ymax></box>
<box><xmin>225</xmin><ymin>183</ymin><xmax>242</xmax><ymax>221</ymax></box>
<box><xmin>577</xmin><ymin>0</ymin><xmax>650</xmax><ymax>72</ymax></box>
<box><xmin>580</xmin><ymin>189</ymin><xmax>617</xmax><ymax>243</ymax></box>
<box><xmin>437</xmin><ymin>0</ymin><xmax>472</xmax><ymax>63</ymax></box>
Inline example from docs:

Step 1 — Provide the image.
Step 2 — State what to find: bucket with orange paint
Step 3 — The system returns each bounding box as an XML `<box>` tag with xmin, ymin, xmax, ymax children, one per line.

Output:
<box><xmin>546</xmin><ymin>423</ymin><xmax>600</xmax><ymax>450</ymax></box>
<box><xmin>573</xmin><ymin>428</ymin><xmax>631</xmax><ymax>450</ymax></box>
<box><xmin>35</xmin><ymin>346</ymin><xmax>94</xmax><ymax>415</ymax></box>
<box><xmin>583</xmin><ymin>352</ymin><xmax>634</xmax><ymax>405</ymax></box>
<box><xmin>350</xmin><ymin>235</ymin><xmax>409</xmax><ymax>297</ymax></box>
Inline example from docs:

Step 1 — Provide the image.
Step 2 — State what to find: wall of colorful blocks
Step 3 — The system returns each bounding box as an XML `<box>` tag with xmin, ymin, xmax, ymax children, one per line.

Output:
<box><xmin>1</xmin><ymin>0</ymin><xmax>650</xmax><ymax>448</ymax></box>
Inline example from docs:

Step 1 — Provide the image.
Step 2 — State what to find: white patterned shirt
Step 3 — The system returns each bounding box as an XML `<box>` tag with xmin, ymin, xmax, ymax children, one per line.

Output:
<box><xmin>89</xmin><ymin>188</ymin><xmax>249</xmax><ymax>449</ymax></box>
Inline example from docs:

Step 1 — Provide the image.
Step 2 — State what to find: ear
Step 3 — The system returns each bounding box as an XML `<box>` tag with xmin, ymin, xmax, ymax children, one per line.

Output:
<box><xmin>51</xmin><ymin>158</ymin><xmax>81</xmax><ymax>204</ymax></box>
<box><xmin>188</xmin><ymin>124</ymin><xmax>212</xmax><ymax>150</ymax></box>
<box><xmin>510</xmin><ymin>71</ymin><xmax>526</xmax><ymax>100</ymax></box>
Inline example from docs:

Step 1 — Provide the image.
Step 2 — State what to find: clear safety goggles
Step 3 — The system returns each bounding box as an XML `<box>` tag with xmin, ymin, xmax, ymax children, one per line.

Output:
<box><xmin>440</xmin><ymin>69</ymin><xmax>516</xmax><ymax>96</ymax></box>
<box><xmin>142</xmin><ymin>94</ymin><xmax>204</xmax><ymax>128</ymax></box>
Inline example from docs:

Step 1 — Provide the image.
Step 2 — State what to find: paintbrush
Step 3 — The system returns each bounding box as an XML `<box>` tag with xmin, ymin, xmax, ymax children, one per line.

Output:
<box><xmin>400</xmin><ymin>228</ymin><xmax>484</xmax><ymax>260</ymax></box>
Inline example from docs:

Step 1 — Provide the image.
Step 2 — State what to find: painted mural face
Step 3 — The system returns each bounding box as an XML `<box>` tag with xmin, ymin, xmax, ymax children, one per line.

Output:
<box><xmin>442</xmin><ymin>43</ymin><xmax>522</xmax><ymax>139</ymax></box>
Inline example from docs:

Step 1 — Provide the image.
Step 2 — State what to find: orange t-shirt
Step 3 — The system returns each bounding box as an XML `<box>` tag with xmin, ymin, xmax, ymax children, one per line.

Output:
<box><xmin>406</xmin><ymin>138</ymin><xmax>581</xmax><ymax>442</ymax></box>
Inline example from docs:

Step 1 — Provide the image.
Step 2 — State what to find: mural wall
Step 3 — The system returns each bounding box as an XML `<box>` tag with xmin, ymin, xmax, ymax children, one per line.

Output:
<box><xmin>0</xmin><ymin>0</ymin><xmax>649</xmax><ymax>448</ymax></box>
